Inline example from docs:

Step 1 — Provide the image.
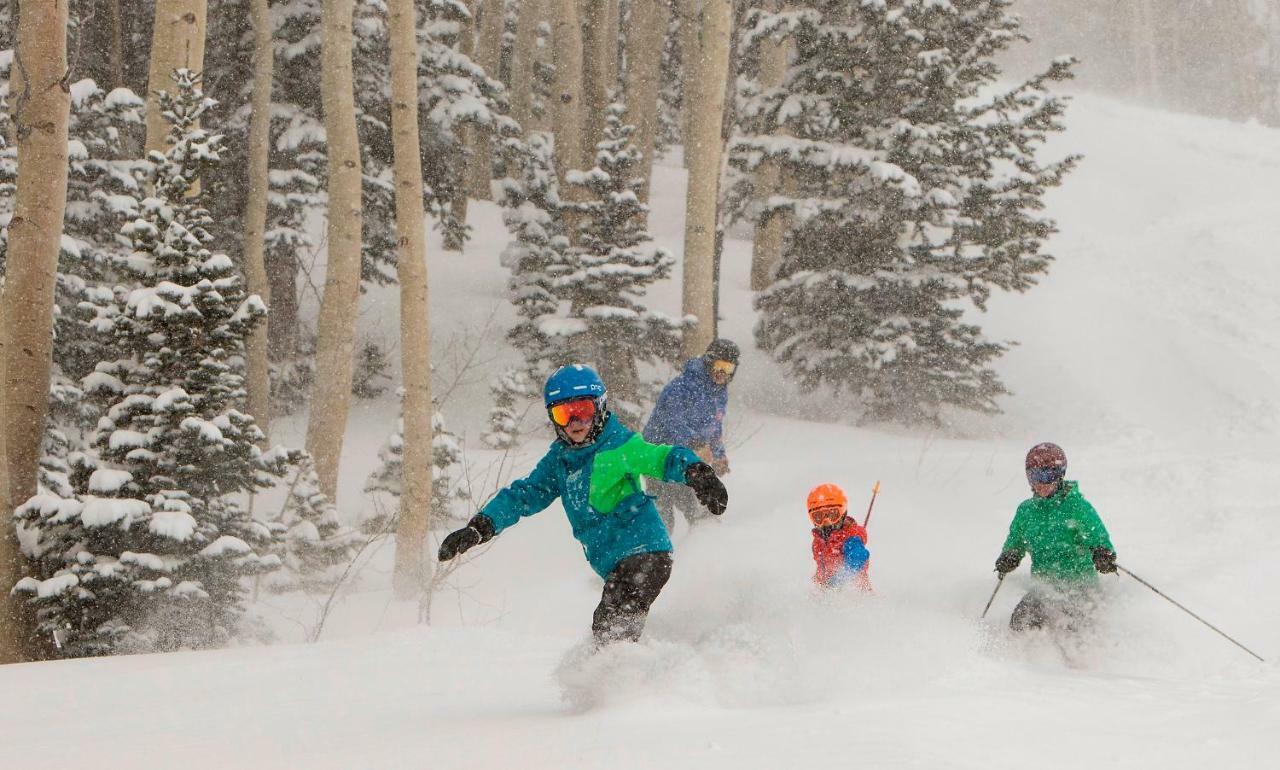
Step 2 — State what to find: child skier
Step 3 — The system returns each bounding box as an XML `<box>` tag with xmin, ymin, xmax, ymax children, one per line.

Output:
<box><xmin>437</xmin><ymin>364</ymin><xmax>729</xmax><ymax>645</ymax></box>
<box><xmin>808</xmin><ymin>484</ymin><xmax>872</xmax><ymax>591</ymax></box>
<box><xmin>994</xmin><ymin>443</ymin><xmax>1117</xmax><ymax>632</ymax></box>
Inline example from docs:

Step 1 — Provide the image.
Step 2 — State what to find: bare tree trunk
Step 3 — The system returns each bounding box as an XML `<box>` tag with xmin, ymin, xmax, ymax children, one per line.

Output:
<box><xmin>551</xmin><ymin>0</ymin><xmax>585</xmax><ymax>185</ymax></box>
<box><xmin>623</xmin><ymin>0</ymin><xmax>669</xmax><ymax>202</ymax></box>
<box><xmin>579</xmin><ymin>0</ymin><xmax>608</xmax><ymax>169</ymax></box>
<box><xmin>243</xmin><ymin>0</ymin><xmax>274</xmax><ymax>438</ymax></box>
<box><xmin>266</xmin><ymin>249</ymin><xmax>299</xmax><ymax>362</ymax></box>
<box><xmin>678</xmin><ymin>0</ymin><xmax>700</xmax><ymax>165</ymax></box>
<box><xmin>603</xmin><ymin>0</ymin><xmax>620</xmax><ymax>92</ymax></box>
<box><xmin>2</xmin><ymin>0</ymin><xmax>72</xmax><ymax>665</ymax></box>
<box><xmin>466</xmin><ymin>0</ymin><xmax>504</xmax><ymax>200</ymax></box>
<box><xmin>750</xmin><ymin>5</ymin><xmax>790</xmax><ymax>290</ymax></box>
<box><xmin>145</xmin><ymin>0</ymin><xmax>208</xmax><ymax>156</ymax></box>
<box><xmin>448</xmin><ymin>1</ymin><xmax>478</xmax><ymax>250</ymax></box>
<box><xmin>305</xmin><ymin>0</ymin><xmax>365</xmax><ymax>499</ymax></box>
<box><xmin>109</xmin><ymin>0</ymin><xmax>126</xmax><ymax>89</ymax></box>
<box><xmin>680</xmin><ymin>0</ymin><xmax>731</xmax><ymax>357</ymax></box>
<box><xmin>388</xmin><ymin>0</ymin><xmax>436</xmax><ymax>599</ymax></box>
<box><xmin>1133</xmin><ymin>0</ymin><xmax>1160</xmax><ymax>104</ymax></box>
<box><xmin>509</xmin><ymin>0</ymin><xmax>543</xmax><ymax>132</ymax></box>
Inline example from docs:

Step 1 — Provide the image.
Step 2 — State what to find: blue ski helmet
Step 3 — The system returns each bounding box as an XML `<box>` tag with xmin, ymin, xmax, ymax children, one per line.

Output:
<box><xmin>543</xmin><ymin>364</ymin><xmax>607</xmax><ymax>407</ymax></box>
<box><xmin>543</xmin><ymin>365</ymin><xmax>609</xmax><ymax>446</ymax></box>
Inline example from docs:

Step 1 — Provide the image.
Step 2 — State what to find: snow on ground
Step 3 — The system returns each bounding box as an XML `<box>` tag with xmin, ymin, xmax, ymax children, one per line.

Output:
<box><xmin>4</xmin><ymin>93</ymin><xmax>1280</xmax><ymax>769</ymax></box>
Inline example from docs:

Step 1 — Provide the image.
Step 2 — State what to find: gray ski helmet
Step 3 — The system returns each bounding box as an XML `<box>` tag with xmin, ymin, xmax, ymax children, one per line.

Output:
<box><xmin>704</xmin><ymin>338</ymin><xmax>740</xmax><ymax>365</ymax></box>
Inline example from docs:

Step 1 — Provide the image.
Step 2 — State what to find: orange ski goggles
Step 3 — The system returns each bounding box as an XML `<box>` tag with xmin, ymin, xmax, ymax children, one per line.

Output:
<box><xmin>710</xmin><ymin>360</ymin><xmax>737</xmax><ymax>379</ymax></box>
<box><xmin>808</xmin><ymin>505</ymin><xmax>844</xmax><ymax>528</ymax></box>
<box><xmin>548</xmin><ymin>397</ymin><xmax>598</xmax><ymax>427</ymax></box>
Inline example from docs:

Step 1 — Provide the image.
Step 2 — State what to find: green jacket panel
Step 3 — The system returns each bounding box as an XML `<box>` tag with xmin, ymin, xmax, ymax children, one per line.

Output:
<box><xmin>1002</xmin><ymin>481</ymin><xmax>1113</xmax><ymax>583</ymax></box>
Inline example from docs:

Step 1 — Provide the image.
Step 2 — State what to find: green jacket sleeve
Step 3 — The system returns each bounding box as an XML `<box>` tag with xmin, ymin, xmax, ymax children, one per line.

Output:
<box><xmin>480</xmin><ymin>447</ymin><xmax>561</xmax><ymax>533</ymax></box>
<box><xmin>620</xmin><ymin>435</ymin><xmax>701</xmax><ymax>483</ymax></box>
<box><xmin>1075</xmin><ymin>499</ymin><xmax>1114</xmax><ymax>551</ymax></box>
<box><xmin>1002</xmin><ymin>505</ymin><xmax>1028</xmax><ymax>555</ymax></box>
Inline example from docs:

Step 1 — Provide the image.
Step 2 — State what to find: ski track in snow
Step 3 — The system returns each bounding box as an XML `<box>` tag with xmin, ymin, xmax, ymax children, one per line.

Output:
<box><xmin>4</xmin><ymin>93</ymin><xmax>1280</xmax><ymax>769</ymax></box>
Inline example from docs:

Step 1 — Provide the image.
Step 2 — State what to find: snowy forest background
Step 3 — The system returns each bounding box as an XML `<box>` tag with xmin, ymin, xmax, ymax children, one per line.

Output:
<box><xmin>2</xmin><ymin>1</ymin><xmax>1280</xmax><ymax>766</ymax></box>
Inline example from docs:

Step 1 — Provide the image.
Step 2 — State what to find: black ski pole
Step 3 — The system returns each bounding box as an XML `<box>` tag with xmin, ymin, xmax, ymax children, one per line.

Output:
<box><xmin>980</xmin><ymin>574</ymin><xmax>1005</xmax><ymax>619</ymax></box>
<box><xmin>1118</xmin><ymin>565</ymin><xmax>1265</xmax><ymax>663</ymax></box>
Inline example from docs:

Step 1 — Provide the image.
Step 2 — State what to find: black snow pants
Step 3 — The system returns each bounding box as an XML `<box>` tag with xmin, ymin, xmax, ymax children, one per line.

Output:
<box><xmin>1010</xmin><ymin>585</ymin><xmax>1098</xmax><ymax>634</ymax></box>
<box><xmin>592</xmin><ymin>551</ymin><xmax>673</xmax><ymax>645</ymax></box>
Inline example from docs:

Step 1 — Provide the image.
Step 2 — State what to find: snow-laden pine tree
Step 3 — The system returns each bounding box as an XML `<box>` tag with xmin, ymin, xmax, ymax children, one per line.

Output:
<box><xmin>559</xmin><ymin>102</ymin><xmax>684</xmax><ymax>422</ymax></box>
<box><xmin>734</xmin><ymin>0</ymin><xmax>1079</xmax><ymax>423</ymax></box>
<box><xmin>262</xmin><ymin>454</ymin><xmax>359</xmax><ymax>593</ymax></box>
<box><xmin>363</xmin><ymin>401</ymin><xmax>470</xmax><ymax>534</ymax></box>
<box><xmin>12</xmin><ymin>71</ymin><xmax>289</xmax><ymax>656</ymax></box>
<box><xmin>498</xmin><ymin>131</ymin><xmax>574</xmax><ymax>377</ymax></box>
<box><xmin>482</xmin><ymin>368</ymin><xmax>533</xmax><ymax>449</ymax></box>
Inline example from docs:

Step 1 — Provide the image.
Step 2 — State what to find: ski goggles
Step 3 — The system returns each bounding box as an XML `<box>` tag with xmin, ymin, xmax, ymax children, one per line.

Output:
<box><xmin>808</xmin><ymin>505</ymin><xmax>845</xmax><ymax>527</ymax></box>
<box><xmin>1026</xmin><ymin>466</ymin><xmax>1065</xmax><ymax>484</ymax></box>
<box><xmin>548</xmin><ymin>397</ymin><xmax>598</xmax><ymax>427</ymax></box>
<box><xmin>710</xmin><ymin>359</ymin><xmax>737</xmax><ymax>379</ymax></box>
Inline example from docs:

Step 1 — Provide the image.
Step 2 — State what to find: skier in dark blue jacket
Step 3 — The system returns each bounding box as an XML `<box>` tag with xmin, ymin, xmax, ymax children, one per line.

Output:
<box><xmin>643</xmin><ymin>338</ymin><xmax>738</xmax><ymax>531</ymax></box>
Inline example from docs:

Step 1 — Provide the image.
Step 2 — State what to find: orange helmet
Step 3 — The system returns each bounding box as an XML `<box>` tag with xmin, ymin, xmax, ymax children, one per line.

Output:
<box><xmin>806</xmin><ymin>483</ymin><xmax>848</xmax><ymax>527</ymax></box>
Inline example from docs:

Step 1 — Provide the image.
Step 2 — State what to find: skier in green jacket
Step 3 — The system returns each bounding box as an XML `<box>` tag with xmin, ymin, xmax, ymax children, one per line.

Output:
<box><xmin>994</xmin><ymin>443</ymin><xmax>1117</xmax><ymax>632</ymax></box>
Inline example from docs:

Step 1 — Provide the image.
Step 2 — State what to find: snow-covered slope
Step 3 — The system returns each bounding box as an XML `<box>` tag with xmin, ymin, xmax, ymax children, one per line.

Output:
<box><xmin>5</xmin><ymin>93</ymin><xmax>1280</xmax><ymax>769</ymax></box>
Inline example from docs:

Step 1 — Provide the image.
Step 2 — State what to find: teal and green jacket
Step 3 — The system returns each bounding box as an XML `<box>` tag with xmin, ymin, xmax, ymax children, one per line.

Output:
<box><xmin>480</xmin><ymin>414</ymin><xmax>701</xmax><ymax>578</ymax></box>
<box><xmin>1002</xmin><ymin>481</ymin><xmax>1114</xmax><ymax>584</ymax></box>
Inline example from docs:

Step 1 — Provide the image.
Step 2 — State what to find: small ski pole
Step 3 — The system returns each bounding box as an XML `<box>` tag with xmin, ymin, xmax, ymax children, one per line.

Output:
<box><xmin>980</xmin><ymin>574</ymin><xmax>1005</xmax><ymax>619</ymax></box>
<box><xmin>1118</xmin><ymin>565</ymin><xmax>1266</xmax><ymax>663</ymax></box>
<box><xmin>862</xmin><ymin>480</ymin><xmax>882</xmax><ymax>528</ymax></box>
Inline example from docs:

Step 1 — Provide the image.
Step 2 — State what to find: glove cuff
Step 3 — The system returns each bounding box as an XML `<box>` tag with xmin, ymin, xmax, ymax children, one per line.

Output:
<box><xmin>469</xmin><ymin>514</ymin><xmax>496</xmax><ymax>543</ymax></box>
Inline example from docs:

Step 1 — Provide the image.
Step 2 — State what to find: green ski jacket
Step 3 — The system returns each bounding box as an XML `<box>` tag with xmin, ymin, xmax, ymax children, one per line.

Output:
<box><xmin>1002</xmin><ymin>481</ymin><xmax>1113</xmax><ymax>584</ymax></box>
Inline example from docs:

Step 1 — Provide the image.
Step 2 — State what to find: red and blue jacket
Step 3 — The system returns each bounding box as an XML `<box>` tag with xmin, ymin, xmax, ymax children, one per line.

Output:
<box><xmin>812</xmin><ymin>517</ymin><xmax>871</xmax><ymax>589</ymax></box>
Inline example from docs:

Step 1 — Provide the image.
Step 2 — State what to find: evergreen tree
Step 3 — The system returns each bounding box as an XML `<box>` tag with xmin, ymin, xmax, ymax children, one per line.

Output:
<box><xmin>12</xmin><ymin>72</ymin><xmax>288</xmax><ymax>656</ymax></box>
<box><xmin>734</xmin><ymin>0</ymin><xmax>1079</xmax><ymax>423</ymax></box>
<box><xmin>263</xmin><ymin>454</ymin><xmax>359</xmax><ymax>593</ymax></box>
<box><xmin>560</xmin><ymin>102</ymin><xmax>684</xmax><ymax>422</ymax></box>
<box><xmin>363</xmin><ymin>399</ymin><xmax>469</xmax><ymax>532</ymax></box>
<box><xmin>482</xmin><ymin>367</ymin><xmax>532</xmax><ymax>449</ymax></box>
<box><xmin>498</xmin><ymin>131</ymin><xmax>574</xmax><ymax>378</ymax></box>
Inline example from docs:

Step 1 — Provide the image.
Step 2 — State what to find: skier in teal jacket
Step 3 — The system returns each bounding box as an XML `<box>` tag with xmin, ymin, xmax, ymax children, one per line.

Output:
<box><xmin>438</xmin><ymin>365</ymin><xmax>728</xmax><ymax>644</ymax></box>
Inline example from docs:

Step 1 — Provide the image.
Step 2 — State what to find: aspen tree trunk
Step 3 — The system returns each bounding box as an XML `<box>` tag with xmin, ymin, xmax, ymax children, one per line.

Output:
<box><xmin>579</xmin><ymin>0</ymin><xmax>608</xmax><ymax>169</ymax></box>
<box><xmin>5</xmin><ymin>0</ymin><xmax>71</xmax><ymax>509</ymax></box>
<box><xmin>678</xmin><ymin>0</ymin><xmax>700</xmax><ymax>164</ymax></box>
<box><xmin>466</xmin><ymin>0</ymin><xmax>504</xmax><ymax>200</ymax></box>
<box><xmin>623</xmin><ymin>0</ymin><xmax>669</xmax><ymax>202</ymax></box>
<box><xmin>551</xmin><ymin>0</ymin><xmax>585</xmax><ymax>185</ymax></box>
<box><xmin>109</xmin><ymin>0</ymin><xmax>126</xmax><ymax>89</ymax></box>
<box><xmin>509</xmin><ymin>0</ymin><xmax>543</xmax><ymax>132</ymax></box>
<box><xmin>1133</xmin><ymin>0</ymin><xmax>1160</xmax><ymax>104</ymax></box>
<box><xmin>145</xmin><ymin>0</ymin><xmax>207</xmax><ymax>156</ymax></box>
<box><xmin>388</xmin><ymin>0</ymin><xmax>435</xmax><ymax>598</ymax></box>
<box><xmin>448</xmin><ymin>0</ymin><xmax>478</xmax><ymax>250</ymax></box>
<box><xmin>2</xmin><ymin>0</ymin><xmax>72</xmax><ymax>664</ymax></box>
<box><xmin>305</xmin><ymin>0</ymin><xmax>365</xmax><ymax>499</ymax></box>
<box><xmin>243</xmin><ymin>0</ymin><xmax>274</xmax><ymax>438</ymax></box>
<box><xmin>680</xmin><ymin>0</ymin><xmax>731</xmax><ymax>357</ymax></box>
<box><xmin>603</xmin><ymin>0</ymin><xmax>620</xmax><ymax>92</ymax></box>
<box><xmin>750</xmin><ymin>5</ymin><xmax>790</xmax><ymax>290</ymax></box>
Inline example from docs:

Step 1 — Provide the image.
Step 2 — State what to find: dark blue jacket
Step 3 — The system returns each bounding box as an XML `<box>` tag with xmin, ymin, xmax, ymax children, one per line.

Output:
<box><xmin>643</xmin><ymin>358</ymin><xmax>728</xmax><ymax>460</ymax></box>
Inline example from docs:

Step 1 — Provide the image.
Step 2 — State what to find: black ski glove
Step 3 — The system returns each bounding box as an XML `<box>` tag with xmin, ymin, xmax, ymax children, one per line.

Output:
<box><xmin>438</xmin><ymin>515</ymin><xmax>496</xmax><ymax>561</ymax></box>
<box><xmin>1092</xmin><ymin>546</ymin><xmax>1117</xmax><ymax>574</ymax></box>
<box><xmin>995</xmin><ymin>550</ymin><xmax>1023</xmax><ymax>576</ymax></box>
<box><xmin>685</xmin><ymin>462</ymin><xmax>728</xmax><ymax>516</ymax></box>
